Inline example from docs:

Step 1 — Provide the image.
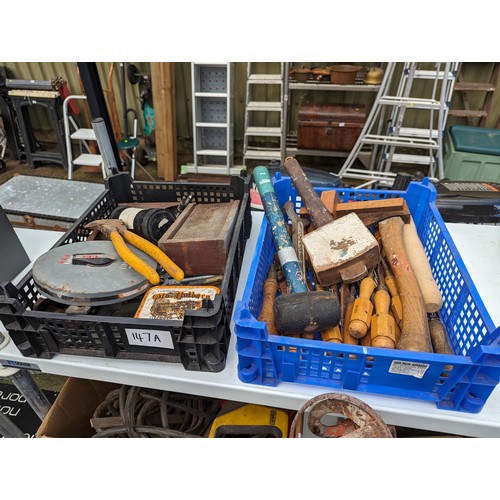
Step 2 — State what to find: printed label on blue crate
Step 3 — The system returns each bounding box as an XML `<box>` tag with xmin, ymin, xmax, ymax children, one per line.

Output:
<box><xmin>125</xmin><ymin>328</ymin><xmax>174</xmax><ymax>349</ymax></box>
<box><xmin>389</xmin><ymin>360</ymin><xmax>430</xmax><ymax>379</ymax></box>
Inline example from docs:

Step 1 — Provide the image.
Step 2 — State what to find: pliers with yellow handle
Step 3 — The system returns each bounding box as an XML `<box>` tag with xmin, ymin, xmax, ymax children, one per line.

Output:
<box><xmin>85</xmin><ymin>219</ymin><xmax>184</xmax><ymax>285</ymax></box>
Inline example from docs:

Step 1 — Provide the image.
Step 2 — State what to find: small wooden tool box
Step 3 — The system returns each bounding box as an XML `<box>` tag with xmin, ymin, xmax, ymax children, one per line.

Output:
<box><xmin>158</xmin><ymin>201</ymin><xmax>240</xmax><ymax>276</ymax></box>
<box><xmin>297</xmin><ymin>103</ymin><xmax>366</xmax><ymax>151</ymax></box>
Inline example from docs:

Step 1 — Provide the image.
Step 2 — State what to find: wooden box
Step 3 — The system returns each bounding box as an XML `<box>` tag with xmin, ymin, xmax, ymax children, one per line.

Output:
<box><xmin>297</xmin><ymin>103</ymin><xmax>366</xmax><ymax>151</ymax></box>
<box><xmin>158</xmin><ymin>200</ymin><xmax>240</xmax><ymax>277</ymax></box>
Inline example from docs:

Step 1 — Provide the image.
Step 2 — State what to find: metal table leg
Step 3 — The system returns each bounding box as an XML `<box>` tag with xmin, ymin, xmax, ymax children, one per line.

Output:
<box><xmin>0</xmin><ymin>410</ymin><xmax>27</xmax><ymax>438</ymax></box>
<box><xmin>6</xmin><ymin>369</ymin><xmax>52</xmax><ymax>421</ymax></box>
<box><xmin>0</xmin><ymin>332</ymin><xmax>52</xmax><ymax>427</ymax></box>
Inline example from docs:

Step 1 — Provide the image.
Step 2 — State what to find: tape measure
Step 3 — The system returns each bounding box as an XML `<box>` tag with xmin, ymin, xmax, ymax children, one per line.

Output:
<box><xmin>32</xmin><ymin>241</ymin><xmax>157</xmax><ymax>306</ymax></box>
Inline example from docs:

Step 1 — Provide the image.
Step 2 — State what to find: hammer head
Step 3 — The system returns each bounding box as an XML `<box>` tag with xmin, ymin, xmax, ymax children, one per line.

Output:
<box><xmin>273</xmin><ymin>291</ymin><xmax>340</xmax><ymax>336</ymax></box>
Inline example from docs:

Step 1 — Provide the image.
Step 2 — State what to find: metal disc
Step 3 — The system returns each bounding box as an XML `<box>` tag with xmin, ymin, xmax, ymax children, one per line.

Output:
<box><xmin>32</xmin><ymin>240</ymin><xmax>157</xmax><ymax>306</ymax></box>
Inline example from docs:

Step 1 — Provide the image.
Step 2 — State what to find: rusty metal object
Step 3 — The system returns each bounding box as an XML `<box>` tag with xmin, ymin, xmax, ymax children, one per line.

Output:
<box><xmin>283</xmin><ymin>201</ymin><xmax>307</xmax><ymax>283</ymax></box>
<box><xmin>135</xmin><ymin>285</ymin><xmax>219</xmax><ymax>321</ymax></box>
<box><xmin>290</xmin><ymin>393</ymin><xmax>394</xmax><ymax>438</ymax></box>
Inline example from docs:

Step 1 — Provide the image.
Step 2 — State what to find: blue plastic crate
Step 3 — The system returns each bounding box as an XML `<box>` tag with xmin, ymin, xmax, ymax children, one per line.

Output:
<box><xmin>234</xmin><ymin>173</ymin><xmax>500</xmax><ymax>413</ymax></box>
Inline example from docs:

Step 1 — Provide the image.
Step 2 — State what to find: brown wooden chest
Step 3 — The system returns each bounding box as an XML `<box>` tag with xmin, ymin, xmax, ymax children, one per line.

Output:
<box><xmin>297</xmin><ymin>103</ymin><xmax>366</xmax><ymax>151</ymax></box>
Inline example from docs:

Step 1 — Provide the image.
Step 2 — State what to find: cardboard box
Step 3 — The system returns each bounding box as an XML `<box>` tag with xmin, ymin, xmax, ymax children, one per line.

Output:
<box><xmin>36</xmin><ymin>377</ymin><xmax>119</xmax><ymax>438</ymax></box>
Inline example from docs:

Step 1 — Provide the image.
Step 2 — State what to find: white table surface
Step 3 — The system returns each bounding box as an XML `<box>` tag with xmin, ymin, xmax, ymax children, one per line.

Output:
<box><xmin>1</xmin><ymin>216</ymin><xmax>500</xmax><ymax>437</ymax></box>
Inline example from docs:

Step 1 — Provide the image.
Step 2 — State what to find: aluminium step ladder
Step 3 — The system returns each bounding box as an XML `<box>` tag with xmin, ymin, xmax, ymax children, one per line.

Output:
<box><xmin>63</xmin><ymin>95</ymin><xmax>103</xmax><ymax>180</ymax></box>
<box><xmin>188</xmin><ymin>62</ymin><xmax>240</xmax><ymax>175</ymax></box>
<box><xmin>338</xmin><ymin>62</ymin><xmax>458</xmax><ymax>187</ymax></box>
<box><xmin>242</xmin><ymin>62</ymin><xmax>285</xmax><ymax>165</ymax></box>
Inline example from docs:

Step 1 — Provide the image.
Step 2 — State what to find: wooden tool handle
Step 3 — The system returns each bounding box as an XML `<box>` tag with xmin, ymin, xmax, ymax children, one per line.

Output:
<box><xmin>384</xmin><ymin>272</ymin><xmax>399</xmax><ymax>298</ymax></box>
<box><xmin>382</xmin><ymin>260</ymin><xmax>403</xmax><ymax>326</ymax></box>
<box><xmin>370</xmin><ymin>287</ymin><xmax>396</xmax><ymax>349</ymax></box>
<box><xmin>373</xmin><ymin>286</ymin><xmax>390</xmax><ymax>315</ymax></box>
<box><xmin>392</xmin><ymin>311</ymin><xmax>401</xmax><ymax>345</ymax></box>
<box><xmin>258</xmin><ymin>265</ymin><xmax>279</xmax><ymax>335</ymax></box>
<box><xmin>342</xmin><ymin>299</ymin><xmax>359</xmax><ymax>346</ymax></box>
<box><xmin>283</xmin><ymin>157</ymin><xmax>334</xmax><ymax>228</ymax></box>
<box><xmin>428</xmin><ymin>313</ymin><xmax>453</xmax><ymax>355</ymax></box>
<box><xmin>403</xmin><ymin>218</ymin><xmax>443</xmax><ymax>313</ymax></box>
<box><xmin>379</xmin><ymin>217</ymin><xmax>432</xmax><ymax>352</ymax></box>
<box><xmin>348</xmin><ymin>276</ymin><xmax>375</xmax><ymax>339</ymax></box>
<box><xmin>321</xmin><ymin>325</ymin><xmax>342</xmax><ymax>343</ymax></box>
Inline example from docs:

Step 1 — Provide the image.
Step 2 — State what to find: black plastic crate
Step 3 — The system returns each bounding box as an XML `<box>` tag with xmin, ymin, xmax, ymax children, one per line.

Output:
<box><xmin>0</xmin><ymin>173</ymin><xmax>251</xmax><ymax>372</ymax></box>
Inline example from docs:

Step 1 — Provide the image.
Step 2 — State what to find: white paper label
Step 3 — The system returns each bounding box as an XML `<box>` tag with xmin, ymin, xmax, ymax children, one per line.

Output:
<box><xmin>125</xmin><ymin>329</ymin><xmax>174</xmax><ymax>349</ymax></box>
<box><xmin>389</xmin><ymin>360</ymin><xmax>429</xmax><ymax>379</ymax></box>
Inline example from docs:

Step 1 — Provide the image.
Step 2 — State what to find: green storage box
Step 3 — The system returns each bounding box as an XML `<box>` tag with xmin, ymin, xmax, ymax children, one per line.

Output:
<box><xmin>443</xmin><ymin>125</ymin><xmax>500</xmax><ymax>182</ymax></box>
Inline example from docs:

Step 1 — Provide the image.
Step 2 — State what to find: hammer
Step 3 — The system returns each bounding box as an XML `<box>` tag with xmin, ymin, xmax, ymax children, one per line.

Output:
<box><xmin>283</xmin><ymin>157</ymin><xmax>380</xmax><ymax>285</ymax></box>
<box><xmin>253</xmin><ymin>166</ymin><xmax>340</xmax><ymax>336</ymax></box>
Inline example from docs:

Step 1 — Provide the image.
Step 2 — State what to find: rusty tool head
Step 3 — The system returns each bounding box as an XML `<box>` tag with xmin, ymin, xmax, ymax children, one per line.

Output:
<box><xmin>85</xmin><ymin>219</ymin><xmax>128</xmax><ymax>237</ymax></box>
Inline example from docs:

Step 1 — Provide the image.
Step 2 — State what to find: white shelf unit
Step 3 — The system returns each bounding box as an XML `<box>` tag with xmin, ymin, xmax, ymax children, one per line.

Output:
<box><xmin>189</xmin><ymin>63</ymin><xmax>237</xmax><ymax>174</ymax></box>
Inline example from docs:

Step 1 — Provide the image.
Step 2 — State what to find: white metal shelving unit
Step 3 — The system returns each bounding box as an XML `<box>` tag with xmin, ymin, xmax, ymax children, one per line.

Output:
<box><xmin>187</xmin><ymin>62</ymin><xmax>240</xmax><ymax>175</ymax></box>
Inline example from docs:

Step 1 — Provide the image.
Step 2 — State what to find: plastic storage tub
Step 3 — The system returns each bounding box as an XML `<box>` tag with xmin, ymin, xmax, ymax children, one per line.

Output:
<box><xmin>234</xmin><ymin>173</ymin><xmax>500</xmax><ymax>413</ymax></box>
<box><xmin>443</xmin><ymin>125</ymin><xmax>500</xmax><ymax>182</ymax></box>
<box><xmin>0</xmin><ymin>173</ymin><xmax>251</xmax><ymax>373</ymax></box>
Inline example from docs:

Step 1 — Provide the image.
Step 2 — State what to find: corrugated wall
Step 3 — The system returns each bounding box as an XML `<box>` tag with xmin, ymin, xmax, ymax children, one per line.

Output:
<box><xmin>2</xmin><ymin>61</ymin><xmax>499</xmax><ymax>145</ymax></box>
